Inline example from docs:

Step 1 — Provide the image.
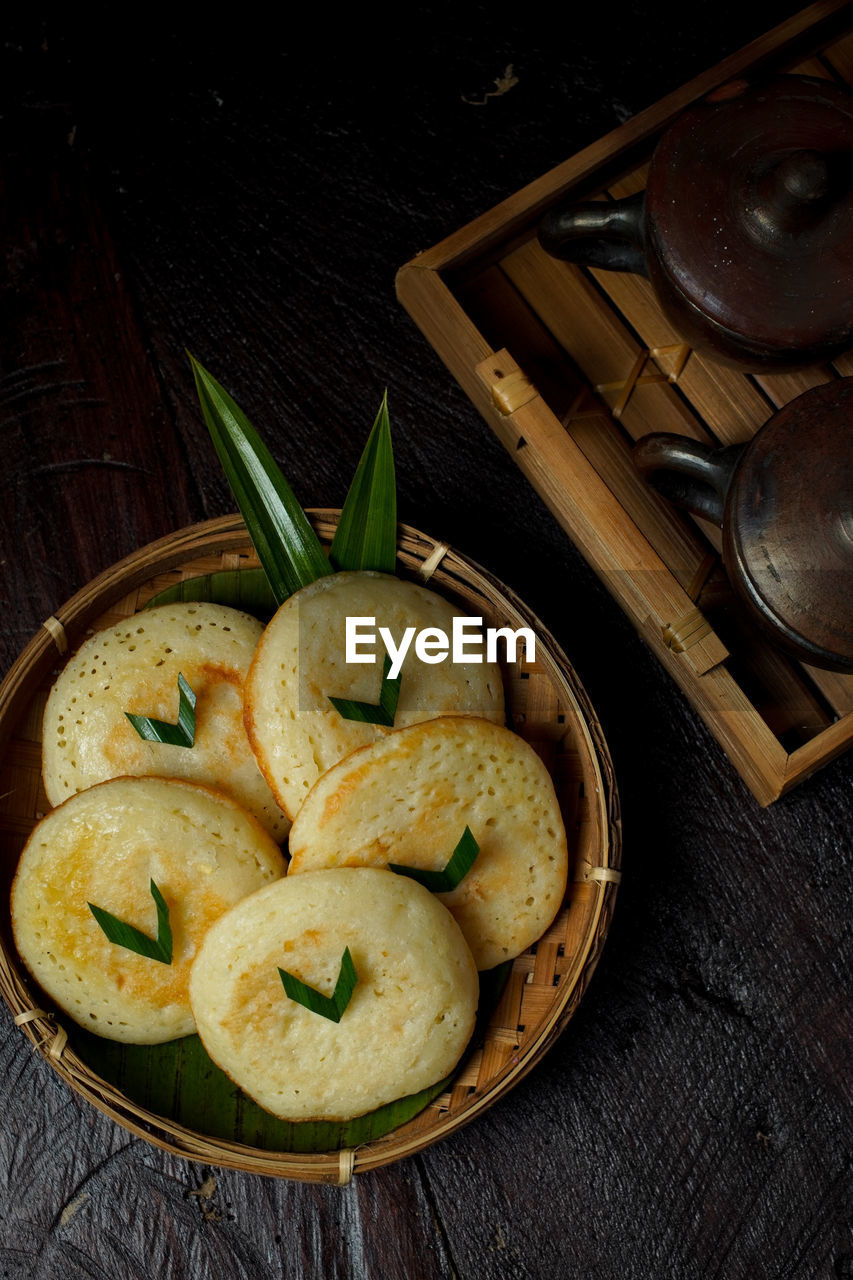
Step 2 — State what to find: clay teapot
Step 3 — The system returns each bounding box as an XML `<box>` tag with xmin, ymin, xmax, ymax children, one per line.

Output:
<box><xmin>633</xmin><ymin>379</ymin><xmax>853</xmax><ymax>672</ymax></box>
<box><xmin>538</xmin><ymin>76</ymin><xmax>853</xmax><ymax>371</ymax></box>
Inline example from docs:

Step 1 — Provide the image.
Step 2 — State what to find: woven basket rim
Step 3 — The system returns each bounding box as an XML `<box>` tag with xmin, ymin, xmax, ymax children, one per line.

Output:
<box><xmin>0</xmin><ymin>513</ymin><xmax>621</xmax><ymax>1182</ymax></box>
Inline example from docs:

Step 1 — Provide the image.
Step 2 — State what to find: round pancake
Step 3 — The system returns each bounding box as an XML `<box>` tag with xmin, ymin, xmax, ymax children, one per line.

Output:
<box><xmin>42</xmin><ymin>603</ymin><xmax>289</xmax><ymax>840</ymax></box>
<box><xmin>288</xmin><ymin>716</ymin><xmax>569</xmax><ymax>970</ymax></box>
<box><xmin>11</xmin><ymin>777</ymin><xmax>286</xmax><ymax>1043</ymax></box>
<box><xmin>189</xmin><ymin>867</ymin><xmax>479</xmax><ymax>1122</ymax></box>
<box><xmin>243</xmin><ymin>571</ymin><xmax>506</xmax><ymax>820</ymax></box>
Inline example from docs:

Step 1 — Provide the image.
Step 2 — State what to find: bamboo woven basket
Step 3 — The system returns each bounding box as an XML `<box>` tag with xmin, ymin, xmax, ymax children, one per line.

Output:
<box><xmin>0</xmin><ymin>512</ymin><xmax>620</xmax><ymax>1184</ymax></box>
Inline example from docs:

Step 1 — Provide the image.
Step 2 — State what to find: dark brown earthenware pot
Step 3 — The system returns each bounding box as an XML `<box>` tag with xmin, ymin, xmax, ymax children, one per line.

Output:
<box><xmin>539</xmin><ymin>76</ymin><xmax>853</xmax><ymax>371</ymax></box>
<box><xmin>633</xmin><ymin>379</ymin><xmax>853</xmax><ymax>671</ymax></box>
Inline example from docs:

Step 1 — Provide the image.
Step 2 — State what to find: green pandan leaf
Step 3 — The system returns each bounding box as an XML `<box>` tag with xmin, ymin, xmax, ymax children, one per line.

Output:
<box><xmin>327</xmin><ymin>653</ymin><xmax>401</xmax><ymax>727</ymax></box>
<box><xmin>143</xmin><ymin>567</ymin><xmax>278</xmax><ymax>618</ymax></box>
<box><xmin>389</xmin><ymin>826</ymin><xmax>480</xmax><ymax>892</ymax></box>
<box><xmin>125</xmin><ymin>672</ymin><xmax>197</xmax><ymax>747</ymax></box>
<box><xmin>330</xmin><ymin>390</ymin><xmax>397</xmax><ymax>574</ymax></box>
<box><xmin>68</xmin><ymin>960</ymin><xmax>512</xmax><ymax>1152</ymax></box>
<box><xmin>88</xmin><ymin>879</ymin><xmax>173</xmax><ymax>965</ymax></box>
<box><xmin>278</xmin><ymin>947</ymin><xmax>357</xmax><ymax>1023</ymax></box>
<box><xmin>189</xmin><ymin>353</ymin><xmax>332</xmax><ymax>605</ymax></box>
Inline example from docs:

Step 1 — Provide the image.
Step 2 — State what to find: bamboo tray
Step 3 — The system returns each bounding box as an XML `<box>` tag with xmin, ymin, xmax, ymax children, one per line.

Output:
<box><xmin>396</xmin><ymin>0</ymin><xmax>853</xmax><ymax>806</ymax></box>
<box><xmin>0</xmin><ymin>513</ymin><xmax>620</xmax><ymax>1183</ymax></box>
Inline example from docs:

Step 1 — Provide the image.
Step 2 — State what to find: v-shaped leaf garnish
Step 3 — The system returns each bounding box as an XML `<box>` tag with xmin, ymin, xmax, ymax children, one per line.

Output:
<box><xmin>389</xmin><ymin>826</ymin><xmax>480</xmax><ymax>892</ymax></box>
<box><xmin>278</xmin><ymin>947</ymin><xmax>357</xmax><ymax>1023</ymax></box>
<box><xmin>327</xmin><ymin>654</ymin><xmax>401</xmax><ymax>727</ymax></box>
<box><xmin>88</xmin><ymin>879</ymin><xmax>173</xmax><ymax>965</ymax></box>
<box><xmin>125</xmin><ymin>672</ymin><xmax>197</xmax><ymax>747</ymax></box>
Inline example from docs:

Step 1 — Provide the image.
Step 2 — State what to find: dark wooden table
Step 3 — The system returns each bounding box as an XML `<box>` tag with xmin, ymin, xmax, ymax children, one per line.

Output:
<box><xmin>1</xmin><ymin>6</ymin><xmax>849</xmax><ymax>1278</ymax></box>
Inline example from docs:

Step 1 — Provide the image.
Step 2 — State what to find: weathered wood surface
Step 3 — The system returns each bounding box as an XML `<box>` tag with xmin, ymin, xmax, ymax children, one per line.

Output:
<box><xmin>0</xmin><ymin>6</ymin><xmax>849</xmax><ymax>1278</ymax></box>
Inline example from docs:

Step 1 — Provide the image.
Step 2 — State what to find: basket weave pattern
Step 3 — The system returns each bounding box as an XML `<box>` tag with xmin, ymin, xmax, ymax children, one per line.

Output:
<box><xmin>0</xmin><ymin>514</ymin><xmax>620</xmax><ymax>1182</ymax></box>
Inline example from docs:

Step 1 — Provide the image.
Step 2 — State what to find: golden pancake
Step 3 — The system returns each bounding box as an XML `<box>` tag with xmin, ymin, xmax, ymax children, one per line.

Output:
<box><xmin>243</xmin><ymin>571</ymin><xmax>506</xmax><ymax>820</ymax></box>
<box><xmin>189</xmin><ymin>867</ymin><xmax>479</xmax><ymax>1122</ymax></box>
<box><xmin>288</xmin><ymin>716</ymin><xmax>569</xmax><ymax>970</ymax></box>
<box><xmin>11</xmin><ymin>777</ymin><xmax>286</xmax><ymax>1043</ymax></box>
<box><xmin>42</xmin><ymin>603</ymin><xmax>288</xmax><ymax>840</ymax></box>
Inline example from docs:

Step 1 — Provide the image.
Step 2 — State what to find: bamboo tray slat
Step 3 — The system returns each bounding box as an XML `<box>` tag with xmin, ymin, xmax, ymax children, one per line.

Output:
<box><xmin>0</xmin><ymin>514</ymin><xmax>620</xmax><ymax>1183</ymax></box>
<box><xmin>396</xmin><ymin>0</ymin><xmax>853</xmax><ymax>806</ymax></box>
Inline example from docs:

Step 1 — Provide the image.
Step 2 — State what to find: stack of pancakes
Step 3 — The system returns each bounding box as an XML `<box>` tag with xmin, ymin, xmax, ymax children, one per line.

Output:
<box><xmin>12</xmin><ymin>571</ymin><xmax>570</xmax><ymax>1122</ymax></box>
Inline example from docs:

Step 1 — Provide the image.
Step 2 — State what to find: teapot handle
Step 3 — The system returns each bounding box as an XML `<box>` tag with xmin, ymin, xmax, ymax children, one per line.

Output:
<box><xmin>538</xmin><ymin>192</ymin><xmax>646</xmax><ymax>274</ymax></box>
<box><xmin>633</xmin><ymin>434</ymin><xmax>744</xmax><ymax>526</ymax></box>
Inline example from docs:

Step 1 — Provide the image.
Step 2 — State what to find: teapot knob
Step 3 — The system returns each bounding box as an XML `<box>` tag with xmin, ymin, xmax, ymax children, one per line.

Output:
<box><xmin>778</xmin><ymin>149</ymin><xmax>829</xmax><ymax>202</ymax></box>
<box><xmin>743</xmin><ymin>148</ymin><xmax>832</xmax><ymax>242</ymax></box>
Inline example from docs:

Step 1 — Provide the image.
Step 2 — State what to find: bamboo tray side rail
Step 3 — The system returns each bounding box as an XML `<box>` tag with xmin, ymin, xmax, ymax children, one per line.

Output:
<box><xmin>0</xmin><ymin>514</ymin><xmax>620</xmax><ymax>1184</ymax></box>
<box><xmin>396</xmin><ymin>1</ymin><xmax>853</xmax><ymax>806</ymax></box>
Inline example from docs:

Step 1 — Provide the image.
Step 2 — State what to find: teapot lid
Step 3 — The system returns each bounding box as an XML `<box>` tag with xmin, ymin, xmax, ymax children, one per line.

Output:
<box><xmin>646</xmin><ymin>77</ymin><xmax>853</xmax><ymax>366</ymax></box>
<box><xmin>725</xmin><ymin>378</ymin><xmax>853</xmax><ymax>670</ymax></box>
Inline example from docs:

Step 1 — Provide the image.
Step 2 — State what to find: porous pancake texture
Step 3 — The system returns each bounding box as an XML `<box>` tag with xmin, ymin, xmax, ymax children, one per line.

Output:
<box><xmin>243</xmin><ymin>571</ymin><xmax>505</xmax><ymax>820</ymax></box>
<box><xmin>189</xmin><ymin>867</ymin><xmax>479</xmax><ymax>1121</ymax></box>
<box><xmin>42</xmin><ymin>603</ymin><xmax>289</xmax><ymax>839</ymax></box>
<box><xmin>11</xmin><ymin>777</ymin><xmax>286</xmax><ymax>1043</ymax></box>
<box><xmin>288</xmin><ymin>716</ymin><xmax>569</xmax><ymax>970</ymax></box>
